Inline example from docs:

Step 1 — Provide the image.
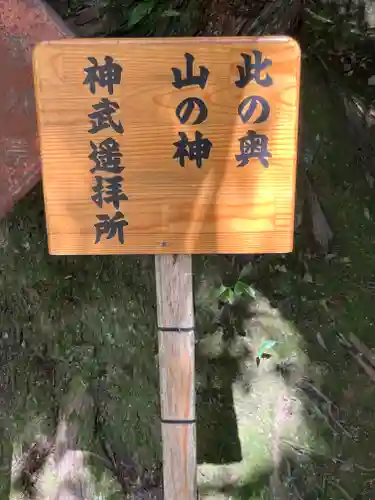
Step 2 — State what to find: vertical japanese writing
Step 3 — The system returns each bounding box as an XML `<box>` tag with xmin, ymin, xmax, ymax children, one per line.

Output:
<box><xmin>234</xmin><ymin>51</ymin><xmax>273</xmax><ymax>168</ymax></box>
<box><xmin>171</xmin><ymin>53</ymin><xmax>212</xmax><ymax>169</ymax></box>
<box><xmin>83</xmin><ymin>56</ymin><xmax>128</xmax><ymax>244</ymax></box>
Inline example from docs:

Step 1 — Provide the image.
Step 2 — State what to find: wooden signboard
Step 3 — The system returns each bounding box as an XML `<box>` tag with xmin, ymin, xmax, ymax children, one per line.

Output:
<box><xmin>33</xmin><ymin>37</ymin><xmax>301</xmax><ymax>500</ymax></box>
<box><xmin>33</xmin><ymin>37</ymin><xmax>300</xmax><ymax>256</ymax></box>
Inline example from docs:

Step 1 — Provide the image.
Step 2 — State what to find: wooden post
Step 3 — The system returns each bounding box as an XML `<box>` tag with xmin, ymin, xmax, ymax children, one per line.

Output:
<box><xmin>155</xmin><ymin>254</ymin><xmax>196</xmax><ymax>500</ymax></box>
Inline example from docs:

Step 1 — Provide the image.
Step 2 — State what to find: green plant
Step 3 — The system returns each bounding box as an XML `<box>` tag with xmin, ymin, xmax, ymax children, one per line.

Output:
<box><xmin>216</xmin><ymin>263</ymin><xmax>256</xmax><ymax>305</ymax></box>
<box><xmin>128</xmin><ymin>0</ymin><xmax>181</xmax><ymax>27</ymax></box>
<box><xmin>128</xmin><ymin>0</ymin><xmax>156</xmax><ymax>28</ymax></box>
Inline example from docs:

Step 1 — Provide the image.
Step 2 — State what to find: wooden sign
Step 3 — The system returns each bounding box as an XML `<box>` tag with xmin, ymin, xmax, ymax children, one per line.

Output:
<box><xmin>33</xmin><ymin>37</ymin><xmax>301</xmax><ymax>255</ymax></box>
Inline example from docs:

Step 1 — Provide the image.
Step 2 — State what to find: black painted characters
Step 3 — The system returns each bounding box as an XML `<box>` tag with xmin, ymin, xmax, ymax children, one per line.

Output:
<box><xmin>175</xmin><ymin>97</ymin><xmax>207</xmax><ymax>126</ymax></box>
<box><xmin>171</xmin><ymin>50</ymin><xmax>273</xmax><ymax>170</ymax></box>
<box><xmin>172</xmin><ymin>53</ymin><xmax>212</xmax><ymax>169</ymax></box>
<box><xmin>172</xmin><ymin>53</ymin><xmax>209</xmax><ymax>90</ymax></box>
<box><xmin>235</xmin><ymin>51</ymin><xmax>273</xmax><ymax>88</ymax></box>
<box><xmin>94</xmin><ymin>212</ymin><xmax>128</xmax><ymax>245</ymax></box>
<box><xmin>235</xmin><ymin>50</ymin><xmax>273</xmax><ymax>168</ymax></box>
<box><xmin>80</xmin><ymin>49</ymin><xmax>275</xmax><ymax>244</ymax></box>
<box><xmin>88</xmin><ymin>98</ymin><xmax>124</xmax><ymax>134</ymax></box>
<box><xmin>89</xmin><ymin>138</ymin><xmax>124</xmax><ymax>174</ymax></box>
<box><xmin>83</xmin><ymin>56</ymin><xmax>123</xmax><ymax>95</ymax></box>
<box><xmin>173</xmin><ymin>131</ymin><xmax>212</xmax><ymax>169</ymax></box>
<box><xmin>238</xmin><ymin>95</ymin><xmax>270</xmax><ymax>125</ymax></box>
<box><xmin>84</xmin><ymin>56</ymin><xmax>128</xmax><ymax>244</ymax></box>
<box><xmin>235</xmin><ymin>130</ymin><xmax>272</xmax><ymax>169</ymax></box>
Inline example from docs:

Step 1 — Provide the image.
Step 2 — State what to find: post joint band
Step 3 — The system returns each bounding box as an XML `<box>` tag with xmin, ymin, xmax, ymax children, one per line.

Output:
<box><xmin>160</xmin><ymin>418</ymin><xmax>196</xmax><ymax>424</ymax></box>
<box><xmin>158</xmin><ymin>326</ymin><xmax>195</xmax><ymax>332</ymax></box>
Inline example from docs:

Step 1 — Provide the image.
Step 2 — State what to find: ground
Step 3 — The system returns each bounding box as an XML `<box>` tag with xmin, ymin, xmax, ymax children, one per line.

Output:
<box><xmin>2</xmin><ymin>54</ymin><xmax>375</xmax><ymax>499</ymax></box>
<box><xmin>2</xmin><ymin>1</ymin><xmax>375</xmax><ymax>499</ymax></box>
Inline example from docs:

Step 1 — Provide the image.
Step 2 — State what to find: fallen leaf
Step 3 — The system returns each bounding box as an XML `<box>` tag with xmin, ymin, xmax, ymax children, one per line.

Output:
<box><xmin>365</xmin><ymin>171</ymin><xmax>374</xmax><ymax>188</ymax></box>
<box><xmin>238</xmin><ymin>261</ymin><xmax>253</xmax><ymax>280</ymax></box>
<box><xmin>343</xmin><ymin>95</ymin><xmax>367</xmax><ymax>137</ymax></box>
<box><xmin>319</xmin><ymin>298</ymin><xmax>329</xmax><ymax>311</ymax></box>
<box><xmin>304</xmin><ymin>172</ymin><xmax>333</xmax><ymax>253</ymax></box>
<box><xmin>364</xmin><ymin>207</ymin><xmax>371</xmax><ymax>220</ymax></box>
<box><xmin>316</xmin><ymin>332</ymin><xmax>328</xmax><ymax>350</ymax></box>
<box><xmin>162</xmin><ymin>9</ymin><xmax>181</xmax><ymax>16</ymax></box>
<box><xmin>340</xmin><ymin>256</ymin><xmax>351</xmax><ymax>264</ymax></box>
<box><xmin>303</xmin><ymin>272</ymin><xmax>313</xmax><ymax>283</ymax></box>
<box><xmin>324</xmin><ymin>253</ymin><xmax>337</xmax><ymax>261</ymax></box>
<box><xmin>128</xmin><ymin>0</ymin><xmax>154</xmax><ymax>28</ymax></box>
<box><xmin>275</xmin><ymin>264</ymin><xmax>288</xmax><ymax>273</ymax></box>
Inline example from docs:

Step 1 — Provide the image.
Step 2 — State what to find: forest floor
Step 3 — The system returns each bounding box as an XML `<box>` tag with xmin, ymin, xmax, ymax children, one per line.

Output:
<box><xmin>2</xmin><ymin>54</ymin><xmax>375</xmax><ymax>499</ymax></box>
<box><xmin>196</xmin><ymin>54</ymin><xmax>375</xmax><ymax>499</ymax></box>
<box><xmin>2</xmin><ymin>0</ymin><xmax>375</xmax><ymax>499</ymax></box>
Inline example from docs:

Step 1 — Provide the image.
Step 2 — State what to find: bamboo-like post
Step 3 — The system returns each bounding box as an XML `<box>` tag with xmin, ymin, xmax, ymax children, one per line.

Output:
<box><xmin>155</xmin><ymin>254</ymin><xmax>196</xmax><ymax>500</ymax></box>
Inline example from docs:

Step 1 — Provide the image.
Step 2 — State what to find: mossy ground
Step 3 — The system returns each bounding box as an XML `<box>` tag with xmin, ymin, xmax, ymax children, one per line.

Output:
<box><xmin>3</xmin><ymin>1</ymin><xmax>375</xmax><ymax>497</ymax></box>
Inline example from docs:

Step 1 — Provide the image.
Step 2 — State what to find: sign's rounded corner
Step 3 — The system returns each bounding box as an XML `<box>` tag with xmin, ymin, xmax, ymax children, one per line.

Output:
<box><xmin>32</xmin><ymin>41</ymin><xmax>49</xmax><ymax>62</ymax></box>
<box><xmin>284</xmin><ymin>36</ymin><xmax>301</xmax><ymax>58</ymax></box>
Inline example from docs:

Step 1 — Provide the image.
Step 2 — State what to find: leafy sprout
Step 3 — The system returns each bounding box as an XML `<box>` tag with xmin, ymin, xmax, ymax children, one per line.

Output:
<box><xmin>216</xmin><ymin>279</ymin><xmax>256</xmax><ymax>305</ymax></box>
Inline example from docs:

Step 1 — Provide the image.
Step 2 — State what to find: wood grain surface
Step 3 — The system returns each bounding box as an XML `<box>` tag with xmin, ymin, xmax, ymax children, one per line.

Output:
<box><xmin>155</xmin><ymin>255</ymin><xmax>196</xmax><ymax>500</ymax></box>
<box><xmin>33</xmin><ymin>37</ymin><xmax>301</xmax><ymax>255</ymax></box>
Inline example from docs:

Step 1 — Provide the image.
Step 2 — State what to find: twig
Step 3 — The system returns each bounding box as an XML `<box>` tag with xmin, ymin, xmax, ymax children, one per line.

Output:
<box><xmin>301</xmin><ymin>380</ymin><xmax>334</xmax><ymax>406</ymax></box>
<box><xmin>83</xmin><ymin>451</ymin><xmax>114</xmax><ymax>471</ymax></box>
<box><xmin>332</xmin><ymin>457</ymin><xmax>375</xmax><ymax>473</ymax></box>
<box><xmin>310</xmin><ymin>404</ymin><xmax>339</xmax><ymax>436</ymax></box>
<box><xmin>281</xmin><ymin>439</ymin><xmax>314</xmax><ymax>458</ymax></box>
<box><xmin>292</xmin><ymin>484</ymin><xmax>304</xmax><ymax>500</ymax></box>
<box><xmin>349</xmin><ymin>333</ymin><xmax>375</xmax><ymax>369</ymax></box>
<box><xmin>326</xmin><ymin>407</ymin><xmax>352</xmax><ymax>438</ymax></box>
<box><xmin>300</xmin><ymin>380</ymin><xmax>352</xmax><ymax>437</ymax></box>
<box><xmin>355</xmin><ymin>463</ymin><xmax>375</xmax><ymax>473</ymax></box>
<box><xmin>284</xmin><ymin>459</ymin><xmax>303</xmax><ymax>500</ymax></box>
<box><xmin>337</xmin><ymin>332</ymin><xmax>375</xmax><ymax>381</ymax></box>
<box><xmin>305</xmin><ymin>7</ymin><xmax>334</xmax><ymax>24</ymax></box>
<box><xmin>353</xmin><ymin>352</ymin><xmax>375</xmax><ymax>381</ymax></box>
<box><xmin>328</xmin><ymin>480</ymin><xmax>354</xmax><ymax>500</ymax></box>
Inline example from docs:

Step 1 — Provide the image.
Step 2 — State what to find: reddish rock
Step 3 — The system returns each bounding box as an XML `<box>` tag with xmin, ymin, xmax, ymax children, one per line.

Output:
<box><xmin>0</xmin><ymin>0</ymin><xmax>73</xmax><ymax>218</ymax></box>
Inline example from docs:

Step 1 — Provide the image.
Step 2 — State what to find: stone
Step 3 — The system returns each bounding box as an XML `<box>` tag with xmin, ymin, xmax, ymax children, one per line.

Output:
<box><xmin>0</xmin><ymin>0</ymin><xmax>73</xmax><ymax>218</ymax></box>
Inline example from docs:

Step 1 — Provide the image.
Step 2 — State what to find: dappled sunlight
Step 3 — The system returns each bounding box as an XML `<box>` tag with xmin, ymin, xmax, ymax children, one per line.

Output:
<box><xmin>197</xmin><ymin>292</ymin><xmax>329</xmax><ymax>499</ymax></box>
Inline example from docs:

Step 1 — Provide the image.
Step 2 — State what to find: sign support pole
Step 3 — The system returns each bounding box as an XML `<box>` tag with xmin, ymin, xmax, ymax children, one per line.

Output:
<box><xmin>155</xmin><ymin>254</ymin><xmax>196</xmax><ymax>500</ymax></box>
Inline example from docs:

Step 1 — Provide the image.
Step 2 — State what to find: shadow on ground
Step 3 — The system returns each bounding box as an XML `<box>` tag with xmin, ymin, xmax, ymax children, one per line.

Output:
<box><xmin>4</xmin><ymin>20</ymin><xmax>375</xmax><ymax>497</ymax></box>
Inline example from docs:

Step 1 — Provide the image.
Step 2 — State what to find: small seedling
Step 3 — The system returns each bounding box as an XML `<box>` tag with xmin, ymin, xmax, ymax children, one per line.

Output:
<box><xmin>256</xmin><ymin>340</ymin><xmax>278</xmax><ymax>367</ymax></box>
<box><xmin>216</xmin><ymin>280</ymin><xmax>256</xmax><ymax>305</ymax></box>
